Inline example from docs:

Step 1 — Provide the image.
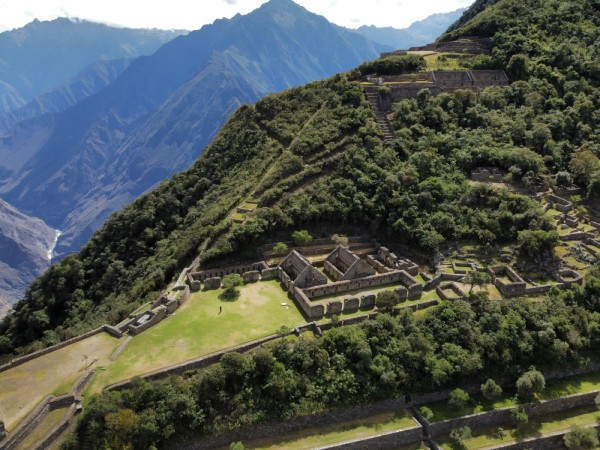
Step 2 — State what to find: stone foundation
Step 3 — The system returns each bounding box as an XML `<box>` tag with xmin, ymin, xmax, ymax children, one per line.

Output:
<box><xmin>243</xmin><ymin>271</ymin><xmax>260</xmax><ymax>283</ymax></box>
<box><xmin>204</xmin><ymin>277</ymin><xmax>221</xmax><ymax>290</ymax></box>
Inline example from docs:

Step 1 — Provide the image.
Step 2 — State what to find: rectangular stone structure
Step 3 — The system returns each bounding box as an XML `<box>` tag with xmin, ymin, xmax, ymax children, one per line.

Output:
<box><xmin>204</xmin><ymin>277</ymin><xmax>221</xmax><ymax>290</ymax></box>
<box><xmin>327</xmin><ymin>301</ymin><xmax>343</xmax><ymax>316</ymax></box>
<box><xmin>343</xmin><ymin>297</ymin><xmax>360</xmax><ymax>313</ymax></box>
<box><xmin>243</xmin><ymin>271</ymin><xmax>260</xmax><ymax>283</ymax></box>
<box><xmin>360</xmin><ymin>294</ymin><xmax>376</xmax><ymax>309</ymax></box>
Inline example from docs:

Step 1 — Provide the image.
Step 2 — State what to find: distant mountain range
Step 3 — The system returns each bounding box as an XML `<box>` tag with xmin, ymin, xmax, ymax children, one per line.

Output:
<box><xmin>0</xmin><ymin>18</ymin><xmax>184</xmax><ymax>118</ymax></box>
<box><xmin>352</xmin><ymin>8</ymin><xmax>466</xmax><ymax>49</ymax></box>
<box><xmin>0</xmin><ymin>0</ymin><xmax>462</xmax><ymax>312</ymax></box>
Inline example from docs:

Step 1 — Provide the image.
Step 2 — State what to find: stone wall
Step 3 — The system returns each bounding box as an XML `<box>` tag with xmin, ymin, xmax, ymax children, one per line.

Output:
<box><xmin>128</xmin><ymin>306</ymin><xmax>167</xmax><ymax>335</ymax></box>
<box><xmin>427</xmin><ymin>390</ymin><xmax>599</xmax><ymax>439</ymax></box>
<box><xmin>260</xmin><ymin>267</ymin><xmax>279</xmax><ymax>280</ymax></box>
<box><xmin>436</xmin><ymin>282</ymin><xmax>466</xmax><ymax>301</ymax></box>
<box><xmin>170</xmin><ymin>397</ymin><xmax>410</xmax><ymax>450</ymax></box>
<box><xmin>318</xmin><ymin>423</ymin><xmax>423</xmax><ymax>450</ymax></box>
<box><xmin>0</xmin><ymin>326</ymin><xmax>106</xmax><ymax>374</ymax></box>
<box><xmin>545</xmin><ymin>194</ymin><xmax>573</xmax><ymax>213</ymax></box>
<box><xmin>0</xmin><ymin>396</ymin><xmax>52</xmax><ymax>450</ymax></box>
<box><xmin>243</xmin><ymin>271</ymin><xmax>260</xmax><ymax>283</ymax></box>
<box><xmin>204</xmin><ymin>277</ymin><xmax>221</xmax><ymax>290</ymax></box>
<box><xmin>302</xmin><ymin>271</ymin><xmax>407</xmax><ymax>299</ymax></box>
<box><xmin>561</xmin><ymin>231</ymin><xmax>596</xmax><ymax>241</ymax></box>
<box><xmin>189</xmin><ymin>261</ymin><xmax>269</xmax><ymax>282</ymax></box>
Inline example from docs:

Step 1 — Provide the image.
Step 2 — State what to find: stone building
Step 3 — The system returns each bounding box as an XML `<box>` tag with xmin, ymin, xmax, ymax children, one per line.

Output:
<box><xmin>324</xmin><ymin>246</ymin><xmax>376</xmax><ymax>281</ymax></box>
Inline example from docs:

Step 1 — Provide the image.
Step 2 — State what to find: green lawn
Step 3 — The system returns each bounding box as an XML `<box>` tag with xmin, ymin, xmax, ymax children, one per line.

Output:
<box><xmin>240</xmin><ymin>202</ymin><xmax>259</xmax><ymax>211</ymax></box>
<box><xmin>241</xmin><ymin>410</ymin><xmax>418</xmax><ymax>450</ymax></box>
<box><xmin>437</xmin><ymin>405</ymin><xmax>600</xmax><ymax>449</ymax></box>
<box><xmin>423</xmin><ymin>53</ymin><xmax>472</xmax><ymax>70</ymax></box>
<box><xmin>87</xmin><ymin>280</ymin><xmax>306</xmax><ymax>394</ymax></box>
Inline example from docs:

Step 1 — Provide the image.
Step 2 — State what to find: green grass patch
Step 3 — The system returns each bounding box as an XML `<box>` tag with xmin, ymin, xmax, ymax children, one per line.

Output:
<box><xmin>423</xmin><ymin>53</ymin><xmax>471</xmax><ymax>71</ymax></box>
<box><xmin>88</xmin><ymin>280</ymin><xmax>306</xmax><ymax>393</ymax></box>
<box><xmin>243</xmin><ymin>410</ymin><xmax>417</xmax><ymax>449</ymax></box>
<box><xmin>240</xmin><ymin>202</ymin><xmax>259</xmax><ymax>211</ymax></box>
<box><xmin>437</xmin><ymin>405</ymin><xmax>600</xmax><ymax>449</ymax></box>
<box><xmin>231</xmin><ymin>212</ymin><xmax>246</xmax><ymax>222</ymax></box>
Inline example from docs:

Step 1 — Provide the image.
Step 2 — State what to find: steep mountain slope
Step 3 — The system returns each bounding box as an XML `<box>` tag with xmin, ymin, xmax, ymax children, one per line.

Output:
<box><xmin>0</xmin><ymin>0</ymin><xmax>385</xmax><ymax>261</ymax></box>
<box><xmin>354</xmin><ymin>8</ymin><xmax>466</xmax><ymax>49</ymax></box>
<box><xmin>0</xmin><ymin>58</ymin><xmax>132</xmax><ymax>132</ymax></box>
<box><xmin>0</xmin><ymin>199</ymin><xmax>55</xmax><ymax>317</ymax></box>
<box><xmin>0</xmin><ymin>18</ymin><xmax>183</xmax><ymax>115</ymax></box>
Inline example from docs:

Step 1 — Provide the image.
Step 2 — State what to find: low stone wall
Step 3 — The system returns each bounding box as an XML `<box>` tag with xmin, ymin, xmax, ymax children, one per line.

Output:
<box><xmin>170</xmin><ymin>397</ymin><xmax>410</xmax><ymax>450</ymax></box>
<box><xmin>424</xmin><ymin>273</ymin><xmax>464</xmax><ymax>291</ymax></box>
<box><xmin>303</xmin><ymin>271</ymin><xmax>406</xmax><ymax>299</ymax></box>
<box><xmin>261</xmin><ymin>267</ymin><xmax>279</xmax><ymax>280</ymax></box>
<box><xmin>189</xmin><ymin>261</ymin><xmax>269</xmax><ymax>282</ymax></box>
<box><xmin>318</xmin><ymin>422</ymin><xmax>422</xmax><ymax>449</ymax></box>
<box><xmin>427</xmin><ymin>390</ymin><xmax>599</xmax><ymax>440</ymax></box>
<box><xmin>204</xmin><ymin>277</ymin><xmax>221</xmax><ymax>290</ymax></box>
<box><xmin>128</xmin><ymin>307</ymin><xmax>168</xmax><ymax>335</ymax></box>
<box><xmin>524</xmin><ymin>284</ymin><xmax>552</xmax><ymax>295</ymax></box>
<box><xmin>243</xmin><ymin>271</ymin><xmax>260</xmax><ymax>283</ymax></box>
<box><xmin>546</xmin><ymin>194</ymin><xmax>573</xmax><ymax>213</ymax></box>
<box><xmin>436</xmin><ymin>282</ymin><xmax>466</xmax><ymax>301</ymax></box>
<box><xmin>561</xmin><ymin>231</ymin><xmax>596</xmax><ymax>241</ymax></box>
<box><xmin>0</xmin><ymin>326</ymin><xmax>105</xmax><ymax>374</ymax></box>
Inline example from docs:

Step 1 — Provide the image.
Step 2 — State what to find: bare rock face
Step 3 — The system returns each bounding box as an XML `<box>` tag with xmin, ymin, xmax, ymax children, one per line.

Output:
<box><xmin>0</xmin><ymin>198</ymin><xmax>56</xmax><ymax>316</ymax></box>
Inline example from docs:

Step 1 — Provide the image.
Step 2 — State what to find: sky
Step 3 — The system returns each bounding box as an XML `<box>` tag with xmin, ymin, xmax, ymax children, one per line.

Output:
<box><xmin>0</xmin><ymin>0</ymin><xmax>475</xmax><ymax>33</ymax></box>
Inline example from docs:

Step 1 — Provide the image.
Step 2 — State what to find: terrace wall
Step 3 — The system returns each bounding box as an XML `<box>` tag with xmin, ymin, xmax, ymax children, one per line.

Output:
<box><xmin>188</xmin><ymin>261</ymin><xmax>269</xmax><ymax>282</ymax></box>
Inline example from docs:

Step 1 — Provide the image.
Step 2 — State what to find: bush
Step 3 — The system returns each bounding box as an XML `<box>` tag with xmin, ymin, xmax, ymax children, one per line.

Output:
<box><xmin>449</xmin><ymin>426</ymin><xmax>472</xmax><ymax>447</ymax></box>
<box><xmin>292</xmin><ymin>230</ymin><xmax>312</xmax><ymax>246</ymax></box>
<box><xmin>516</xmin><ymin>369</ymin><xmax>545</xmax><ymax>399</ymax></box>
<box><xmin>481</xmin><ymin>378</ymin><xmax>503</xmax><ymax>400</ymax></box>
<box><xmin>564</xmin><ymin>425</ymin><xmax>599</xmax><ymax>450</ymax></box>
<box><xmin>448</xmin><ymin>388</ymin><xmax>470</xmax><ymax>409</ymax></box>
<box><xmin>510</xmin><ymin>406</ymin><xmax>528</xmax><ymax>427</ymax></box>
<box><xmin>220</xmin><ymin>274</ymin><xmax>244</xmax><ymax>301</ymax></box>
<box><xmin>376</xmin><ymin>290</ymin><xmax>401</xmax><ymax>310</ymax></box>
<box><xmin>419</xmin><ymin>406</ymin><xmax>434</xmax><ymax>421</ymax></box>
<box><xmin>273</xmin><ymin>242</ymin><xmax>289</xmax><ymax>255</ymax></box>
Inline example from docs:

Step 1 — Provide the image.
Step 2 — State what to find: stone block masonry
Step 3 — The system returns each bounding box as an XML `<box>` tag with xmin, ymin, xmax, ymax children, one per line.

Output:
<box><xmin>343</xmin><ymin>297</ymin><xmax>359</xmax><ymax>313</ymax></box>
<box><xmin>203</xmin><ymin>277</ymin><xmax>221</xmax><ymax>290</ymax></box>
<box><xmin>243</xmin><ymin>271</ymin><xmax>260</xmax><ymax>283</ymax></box>
<box><xmin>188</xmin><ymin>261</ymin><xmax>269</xmax><ymax>282</ymax></box>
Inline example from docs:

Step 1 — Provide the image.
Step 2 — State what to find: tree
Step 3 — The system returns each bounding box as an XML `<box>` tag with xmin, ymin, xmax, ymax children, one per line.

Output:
<box><xmin>376</xmin><ymin>290</ymin><xmax>401</xmax><ymax>311</ymax></box>
<box><xmin>229</xmin><ymin>442</ymin><xmax>245</xmax><ymax>450</ymax></box>
<box><xmin>510</xmin><ymin>406</ymin><xmax>528</xmax><ymax>427</ymax></box>
<box><xmin>481</xmin><ymin>378</ymin><xmax>503</xmax><ymax>400</ymax></box>
<box><xmin>516</xmin><ymin>369</ymin><xmax>545</xmax><ymax>399</ymax></box>
<box><xmin>564</xmin><ymin>426</ymin><xmax>599</xmax><ymax>450</ymax></box>
<box><xmin>517</xmin><ymin>230</ymin><xmax>560</xmax><ymax>257</ymax></box>
<box><xmin>220</xmin><ymin>274</ymin><xmax>244</xmax><ymax>301</ymax></box>
<box><xmin>292</xmin><ymin>230</ymin><xmax>312</xmax><ymax>246</ymax></box>
<box><xmin>448</xmin><ymin>388</ymin><xmax>470</xmax><ymax>409</ymax></box>
<box><xmin>273</xmin><ymin>242</ymin><xmax>289</xmax><ymax>255</ymax></box>
<box><xmin>464</xmin><ymin>271</ymin><xmax>492</xmax><ymax>296</ymax></box>
<box><xmin>507</xmin><ymin>54</ymin><xmax>530</xmax><ymax>80</ymax></box>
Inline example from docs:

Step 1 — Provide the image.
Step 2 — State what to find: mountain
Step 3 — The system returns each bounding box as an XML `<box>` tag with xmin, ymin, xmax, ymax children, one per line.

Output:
<box><xmin>0</xmin><ymin>18</ymin><xmax>184</xmax><ymax>116</ymax></box>
<box><xmin>353</xmin><ymin>8</ymin><xmax>466</xmax><ymax>49</ymax></box>
<box><xmin>0</xmin><ymin>0</ymin><xmax>385</xmax><ymax>270</ymax></box>
<box><xmin>0</xmin><ymin>58</ymin><xmax>132</xmax><ymax>132</ymax></box>
<box><xmin>0</xmin><ymin>199</ymin><xmax>55</xmax><ymax>317</ymax></box>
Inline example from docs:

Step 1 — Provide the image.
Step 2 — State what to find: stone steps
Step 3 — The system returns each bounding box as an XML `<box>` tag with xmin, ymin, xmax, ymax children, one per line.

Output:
<box><xmin>364</xmin><ymin>89</ymin><xmax>394</xmax><ymax>141</ymax></box>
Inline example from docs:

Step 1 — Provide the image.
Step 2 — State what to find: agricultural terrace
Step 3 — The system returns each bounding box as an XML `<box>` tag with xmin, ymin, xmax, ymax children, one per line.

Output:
<box><xmin>0</xmin><ymin>332</ymin><xmax>120</xmax><ymax>431</ymax></box>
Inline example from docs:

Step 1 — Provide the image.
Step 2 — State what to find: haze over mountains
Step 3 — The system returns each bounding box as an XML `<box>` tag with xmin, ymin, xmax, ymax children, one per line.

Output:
<box><xmin>0</xmin><ymin>0</ymin><xmax>462</xmax><ymax>311</ymax></box>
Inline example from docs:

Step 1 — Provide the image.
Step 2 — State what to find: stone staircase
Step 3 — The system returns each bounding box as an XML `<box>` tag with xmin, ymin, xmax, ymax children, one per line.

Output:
<box><xmin>364</xmin><ymin>87</ymin><xmax>394</xmax><ymax>142</ymax></box>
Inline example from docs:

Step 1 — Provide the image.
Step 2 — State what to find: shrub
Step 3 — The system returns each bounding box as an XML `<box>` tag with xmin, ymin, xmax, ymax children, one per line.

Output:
<box><xmin>481</xmin><ymin>378</ymin><xmax>503</xmax><ymax>400</ymax></box>
<box><xmin>510</xmin><ymin>406</ymin><xmax>528</xmax><ymax>427</ymax></box>
<box><xmin>292</xmin><ymin>230</ymin><xmax>312</xmax><ymax>246</ymax></box>
<box><xmin>564</xmin><ymin>425</ymin><xmax>599</xmax><ymax>450</ymax></box>
<box><xmin>448</xmin><ymin>388</ymin><xmax>470</xmax><ymax>409</ymax></box>
<box><xmin>376</xmin><ymin>290</ymin><xmax>401</xmax><ymax>310</ymax></box>
<box><xmin>419</xmin><ymin>406</ymin><xmax>434</xmax><ymax>421</ymax></box>
<box><xmin>220</xmin><ymin>274</ymin><xmax>244</xmax><ymax>301</ymax></box>
<box><xmin>273</xmin><ymin>242</ymin><xmax>289</xmax><ymax>255</ymax></box>
<box><xmin>449</xmin><ymin>426</ymin><xmax>472</xmax><ymax>447</ymax></box>
<box><xmin>516</xmin><ymin>369</ymin><xmax>545</xmax><ymax>399</ymax></box>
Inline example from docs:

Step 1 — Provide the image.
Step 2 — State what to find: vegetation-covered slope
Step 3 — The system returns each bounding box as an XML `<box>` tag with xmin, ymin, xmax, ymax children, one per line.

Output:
<box><xmin>3</xmin><ymin>0</ymin><xmax>600</xmax><ymax>359</ymax></box>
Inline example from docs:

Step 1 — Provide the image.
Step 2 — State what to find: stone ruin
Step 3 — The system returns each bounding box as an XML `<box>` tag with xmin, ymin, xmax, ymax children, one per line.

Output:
<box><xmin>545</xmin><ymin>194</ymin><xmax>573</xmax><ymax>213</ymax></box>
<box><xmin>488</xmin><ymin>265</ymin><xmax>584</xmax><ymax>297</ymax></box>
<box><xmin>324</xmin><ymin>245</ymin><xmax>376</xmax><ymax>281</ymax></box>
<box><xmin>471</xmin><ymin>167</ymin><xmax>507</xmax><ymax>183</ymax></box>
<box><xmin>436</xmin><ymin>282</ymin><xmax>466</xmax><ymax>301</ymax></box>
<box><xmin>0</xmin><ymin>420</ymin><xmax>5</xmax><ymax>440</ymax></box>
<box><xmin>367</xmin><ymin>70</ymin><xmax>510</xmax><ymax>110</ymax></box>
<box><xmin>408</xmin><ymin>38</ymin><xmax>491</xmax><ymax>55</ymax></box>
<box><xmin>279</xmin><ymin>250</ymin><xmax>328</xmax><ymax>289</ymax></box>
